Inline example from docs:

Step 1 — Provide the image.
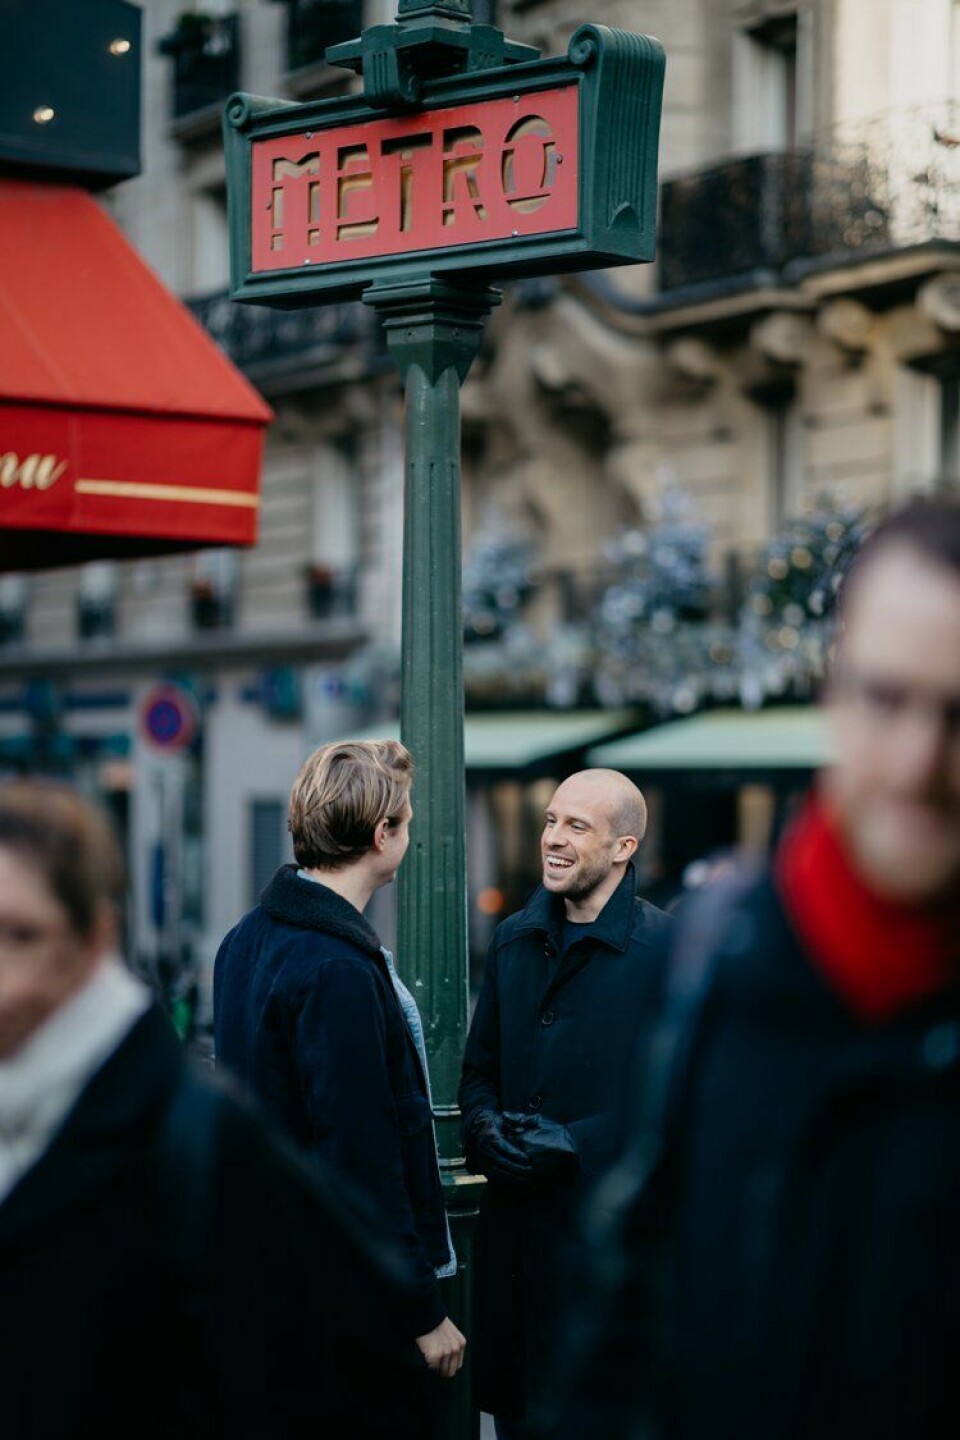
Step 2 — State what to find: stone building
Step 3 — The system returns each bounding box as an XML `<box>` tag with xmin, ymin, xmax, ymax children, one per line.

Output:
<box><xmin>3</xmin><ymin>0</ymin><xmax>960</xmax><ymax>998</ymax></box>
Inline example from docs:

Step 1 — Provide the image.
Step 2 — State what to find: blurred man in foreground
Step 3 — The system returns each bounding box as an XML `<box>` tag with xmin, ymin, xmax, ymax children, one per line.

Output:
<box><xmin>554</xmin><ymin>497</ymin><xmax>960</xmax><ymax>1440</ymax></box>
<box><xmin>0</xmin><ymin>779</ymin><xmax>429</xmax><ymax>1439</ymax></box>
<box><xmin>460</xmin><ymin>768</ymin><xmax>672</xmax><ymax>1438</ymax></box>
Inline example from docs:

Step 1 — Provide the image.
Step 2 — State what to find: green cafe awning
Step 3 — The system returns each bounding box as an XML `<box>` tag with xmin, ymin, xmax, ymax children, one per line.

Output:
<box><xmin>587</xmin><ymin>706</ymin><xmax>831</xmax><ymax>779</ymax></box>
<box><xmin>343</xmin><ymin>708</ymin><xmax>640</xmax><ymax>778</ymax></box>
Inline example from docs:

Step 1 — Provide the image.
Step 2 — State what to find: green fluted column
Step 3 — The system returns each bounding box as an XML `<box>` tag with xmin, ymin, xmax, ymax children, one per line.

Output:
<box><xmin>365</xmin><ymin>278</ymin><xmax>500</xmax><ymax>1440</ymax></box>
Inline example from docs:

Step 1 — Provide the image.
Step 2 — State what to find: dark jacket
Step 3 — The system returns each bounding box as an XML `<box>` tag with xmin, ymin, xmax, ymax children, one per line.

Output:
<box><xmin>0</xmin><ymin>1005</ymin><xmax>430</xmax><ymax>1440</ymax></box>
<box><xmin>459</xmin><ymin>863</ymin><xmax>674</xmax><ymax>1420</ymax></box>
<box><xmin>555</xmin><ymin>872</ymin><xmax>960</xmax><ymax>1440</ymax></box>
<box><xmin>214</xmin><ymin>864</ymin><xmax>448</xmax><ymax>1335</ymax></box>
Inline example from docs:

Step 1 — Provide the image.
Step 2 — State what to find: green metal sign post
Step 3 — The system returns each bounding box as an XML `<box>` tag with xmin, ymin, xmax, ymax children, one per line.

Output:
<box><xmin>225</xmin><ymin>6</ymin><xmax>663</xmax><ymax>1433</ymax></box>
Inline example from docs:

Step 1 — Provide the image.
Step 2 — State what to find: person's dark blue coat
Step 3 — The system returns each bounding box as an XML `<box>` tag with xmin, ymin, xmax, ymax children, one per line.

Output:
<box><xmin>0</xmin><ymin>1004</ymin><xmax>431</xmax><ymax>1439</ymax></box>
<box><xmin>459</xmin><ymin>863</ymin><xmax>673</xmax><ymax>1422</ymax></box>
<box><xmin>214</xmin><ymin>864</ymin><xmax>449</xmax><ymax>1337</ymax></box>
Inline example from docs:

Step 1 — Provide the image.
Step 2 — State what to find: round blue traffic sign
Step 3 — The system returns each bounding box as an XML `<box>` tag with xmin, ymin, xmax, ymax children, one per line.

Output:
<box><xmin>140</xmin><ymin>684</ymin><xmax>198</xmax><ymax>752</ymax></box>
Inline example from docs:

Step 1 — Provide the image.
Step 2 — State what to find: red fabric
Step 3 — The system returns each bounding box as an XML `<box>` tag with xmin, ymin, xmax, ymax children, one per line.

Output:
<box><xmin>776</xmin><ymin>797</ymin><xmax>960</xmax><ymax>1023</ymax></box>
<box><xmin>0</xmin><ymin>181</ymin><xmax>271</xmax><ymax>565</ymax></box>
<box><xmin>0</xmin><ymin>180</ymin><xmax>271</xmax><ymax>419</ymax></box>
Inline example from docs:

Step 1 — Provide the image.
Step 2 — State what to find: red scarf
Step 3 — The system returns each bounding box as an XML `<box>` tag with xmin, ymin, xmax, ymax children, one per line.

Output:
<box><xmin>775</xmin><ymin>797</ymin><xmax>960</xmax><ymax>1023</ymax></box>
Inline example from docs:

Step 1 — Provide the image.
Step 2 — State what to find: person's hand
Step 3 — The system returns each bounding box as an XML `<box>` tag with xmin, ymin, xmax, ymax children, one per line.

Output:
<box><xmin>416</xmin><ymin>1316</ymin><xmax>467</xmax><ymax>1379</ymax></box>
<box><xmin>503</xmin><ymin>1112</ymin><xmax>579</xmax><ymax>1180</ymax></box>
<box><xmin>466</xmin><ymin>1110</ymin><xmax>534</xmax><ymax>1184</ymax></box>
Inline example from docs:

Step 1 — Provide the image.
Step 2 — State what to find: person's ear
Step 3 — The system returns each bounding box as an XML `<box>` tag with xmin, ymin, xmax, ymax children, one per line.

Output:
<box><xmin>373</xmin><ymin>817</ymin><xmax>390</xmax><ymax>852</ymax></box>
<box><xmin>614</xmin><ymin>835</ymin><xmax>639</xmax><ymax>864</ymax></box>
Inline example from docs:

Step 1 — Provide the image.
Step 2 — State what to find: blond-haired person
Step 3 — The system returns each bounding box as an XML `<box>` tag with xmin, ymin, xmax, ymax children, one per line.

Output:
<box><xmin>214</xmin><ymin>741</ymin><xmax>465</xmax><ymax>1381</ymax></box>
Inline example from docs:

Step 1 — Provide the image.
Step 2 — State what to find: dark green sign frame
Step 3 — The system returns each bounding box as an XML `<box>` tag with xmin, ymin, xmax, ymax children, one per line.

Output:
<box><xmin>224</xmin><ymin>24</ymin><xmax>664</xmax><ymax>307</ymax></box>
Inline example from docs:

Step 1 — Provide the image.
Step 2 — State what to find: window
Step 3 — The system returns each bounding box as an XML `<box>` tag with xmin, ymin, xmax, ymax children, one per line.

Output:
<box><xmin>191</xmin><ymin>549</ymin><xmax>239</xmax><ymax>630</ymax></box>
<box><xmin>768</xmin><ymin>395</ymin><xmax>801</xmax><ymax>527</ymax></box>
<box><xmin>249</xmin><ymin>799</ymin><xmax>288</xmax><ymax>907</ymax></box>
<box><xmin>940</xmin><ymin>372</ymin><xmax>960</xmax><ymax>489</ymax></box>
<box><xmin>734</xmin><ymin>10</ymin><xmax>806</xmax><ymax>154</ymax></box>
<box><xmin>77</xmin><ymin>563</ymin><xmax>118</xmax><ymax>640</ymax></box>
<box><xmin>308</xmin><ymin>439</ymin><xmax>361</xmax><ymax>620</ymax></box>
<box><xmin>0</xmin><ymin>576</ymin><xmax>26</xmax><ymax>646</ymax></box>
<box><xmin>157</xmin><ymin>12</ymin><xmax>242</xmax><ymax>124</ymax></box>
<box><xmin>284</xmin><ymin>0</ymin><xmax>363</xmax><ymax>73</ymax></box>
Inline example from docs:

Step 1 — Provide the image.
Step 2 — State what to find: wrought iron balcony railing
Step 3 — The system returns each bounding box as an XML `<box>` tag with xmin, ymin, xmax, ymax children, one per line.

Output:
<box><xmin>659</xmin><ymin>104</ymin><xmax>960</xmax><ymax>294</ymax></box>
<box><xmin>158</xmin><ymin>13</ymin><xmax>241</xmax><ymax>122</ymax></box>
<box><xmin>187</xmin><ymin>290</ymin><xmax>386</xmax><ymax>384</ymax></box>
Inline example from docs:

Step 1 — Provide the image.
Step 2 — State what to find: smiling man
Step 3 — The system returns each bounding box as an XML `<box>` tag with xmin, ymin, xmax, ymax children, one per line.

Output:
<box><xmin>459</xmin><ymin>768</ymin><xmax>673</xmax><ymax>1438</ymax></box>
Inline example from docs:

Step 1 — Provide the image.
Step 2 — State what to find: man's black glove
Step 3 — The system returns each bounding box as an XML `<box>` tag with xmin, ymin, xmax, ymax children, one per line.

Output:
<box><xmin>465</xmin><ymin>1110</ymin><xmax>534</xmax><ymax>1184</ymax></box>
<box><xmin>503</xmin><ymin>1113</ymin><xmax>579</xmax><ymax>1181</ymax></box>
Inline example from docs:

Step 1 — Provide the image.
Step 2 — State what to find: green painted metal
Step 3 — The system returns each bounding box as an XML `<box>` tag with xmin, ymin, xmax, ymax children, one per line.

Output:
<box><xmin>365</xmin><ymin>278</ymin><xmax>499</xmax><ymax>1439</ymax></box>
<box><xmin>223</xmin><ymin>24</ymin><xmax>665</xmax><ymax>306</ymax></box>
<box><xmin>326</xmin><ymin>3</ymin><xmax>538</xmax><ymax>110</ymax></box>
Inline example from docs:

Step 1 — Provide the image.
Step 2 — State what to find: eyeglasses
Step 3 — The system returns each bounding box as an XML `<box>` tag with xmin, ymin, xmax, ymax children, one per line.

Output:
<box><xmin>833</xmin><ymin>666</ymin><xmax>960</xmax><ymax>743</ymax></box>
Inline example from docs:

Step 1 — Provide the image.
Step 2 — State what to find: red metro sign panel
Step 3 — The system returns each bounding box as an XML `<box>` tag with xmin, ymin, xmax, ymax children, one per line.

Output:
<box><xmin>251</xmin><ymin>87</ymin><xmax>578</xmax><ymax>273</ymax></box>
<box><xmin>226</xmin><ymin>25</ymin><xmax>666</xmax><ymax>305</ymax></box>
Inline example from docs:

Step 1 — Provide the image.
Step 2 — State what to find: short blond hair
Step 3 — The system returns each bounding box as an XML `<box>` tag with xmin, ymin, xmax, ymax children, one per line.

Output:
<box><xmin>289</xmin><ymin>740</ymin><xmax>413</xmax><ymax>870</ymax></box>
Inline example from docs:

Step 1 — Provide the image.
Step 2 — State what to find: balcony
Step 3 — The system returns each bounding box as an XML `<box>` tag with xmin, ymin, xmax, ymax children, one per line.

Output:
<box><xmin>187</xmin><ymin>290</ymin><xmax>387</xmax><ymax>391</ymax></box>
<box><xmin>158</xmin><ymin>13</ymin><xmax>241</xmax><ymax>134</ymax></box>
<box><xmin>658</xmin><ymin>105</ymin><xmax>960</xmax><ymax>299</ymax></box>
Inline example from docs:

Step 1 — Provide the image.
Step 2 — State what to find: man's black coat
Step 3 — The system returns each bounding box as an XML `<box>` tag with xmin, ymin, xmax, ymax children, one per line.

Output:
<box><xmin>0</xmin><ymin>1006</ymin><xmax>430</xmax><ymax>1440</ymax></box>
<box><xmin>554</xmin><ymin>872</ymin><xmax>960</xmax><ymax>1440</ymax></box>
<box><xmin>459</xmin><ymin>863</ymin><xmax>673</xmax><ymax>1421</ymax></box>
<box><xmin>214</xmin><ymin>865</ymin><xmax>448</xmax><ymax>1335</ymax></box>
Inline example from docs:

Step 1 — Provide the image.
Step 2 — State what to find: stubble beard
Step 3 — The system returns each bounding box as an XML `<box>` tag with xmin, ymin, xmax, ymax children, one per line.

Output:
<box><xmin>561</xmin><ymin>855</ymin><xmax>615</xmax><ymax>903</ymax></box>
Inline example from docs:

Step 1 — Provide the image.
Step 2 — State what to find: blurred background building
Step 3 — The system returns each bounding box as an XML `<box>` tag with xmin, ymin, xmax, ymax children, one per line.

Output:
<box><xmin>4</xmin><ymin>0</ymin><xmax>960</xmax><ymax>1021</ymax></box>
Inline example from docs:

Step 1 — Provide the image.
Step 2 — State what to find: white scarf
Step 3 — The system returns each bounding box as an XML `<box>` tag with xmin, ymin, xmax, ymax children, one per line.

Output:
<box><xmin>0</xmin><ymin>959</ymin><xmax>149</xmax><ymax>1207</ymax></box>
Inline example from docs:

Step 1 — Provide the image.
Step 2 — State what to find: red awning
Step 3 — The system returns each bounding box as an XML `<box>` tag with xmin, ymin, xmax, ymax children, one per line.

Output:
<box><xmin>0</xmin><ymin>180</ymin><xmax>273</xmax><ymax>570</ymax></box>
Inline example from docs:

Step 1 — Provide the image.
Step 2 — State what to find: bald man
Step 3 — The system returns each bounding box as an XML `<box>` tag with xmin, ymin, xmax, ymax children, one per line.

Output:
<box><xmin>459</xmin><ymin>769</ymin><xmax>673</xmax><ymax>1438</ymax></box>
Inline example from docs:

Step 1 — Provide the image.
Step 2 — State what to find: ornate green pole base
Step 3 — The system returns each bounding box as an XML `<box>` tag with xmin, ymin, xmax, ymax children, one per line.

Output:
<box><xmin>365</xmin><ymin>278</ymin><xmax>501</xmax><ymax>1440</ymax></box>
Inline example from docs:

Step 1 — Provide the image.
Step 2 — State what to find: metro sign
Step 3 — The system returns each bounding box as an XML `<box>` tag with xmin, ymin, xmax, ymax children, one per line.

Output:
<box><xmin>226</xmin><ymin>24</ymin><xmax>666</xmax><ymax>306</ymax></box>
<box><xmin>251</xmin><ymin>87</ymin><xmax>578</xmax><ymax>273</ymax></box>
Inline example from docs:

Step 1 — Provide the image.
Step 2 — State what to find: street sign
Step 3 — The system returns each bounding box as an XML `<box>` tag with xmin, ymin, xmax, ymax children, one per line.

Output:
<box><xmin>223</xmin><ymin>14</ymin><xmax>664</xmax><ymax>1437</ymax></box>
<box><xmin>140</xmin><ymin>683</ymin><xmax>198</xmax><ymax>753</ymax></box>
<box><xmin>225</xmin><ymin>24</ymin><xmax>665</xmax><ymax>305</ymax></box>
